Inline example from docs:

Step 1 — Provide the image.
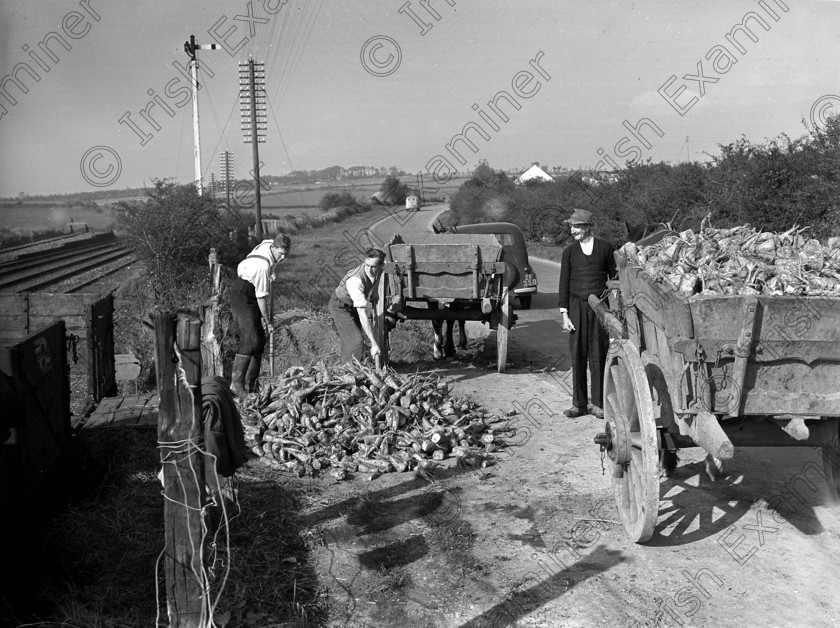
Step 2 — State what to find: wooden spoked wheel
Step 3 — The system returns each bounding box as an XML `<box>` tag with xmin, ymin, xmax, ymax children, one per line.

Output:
<box><xmin>496</xmin><ymin>287</ymin><xmax>509</xmax><ymax>373</ymax></box>
<box><xmin>603</xmin><ymin>338</ymin><xmax>660</xmax><ymax>543</ymax></box>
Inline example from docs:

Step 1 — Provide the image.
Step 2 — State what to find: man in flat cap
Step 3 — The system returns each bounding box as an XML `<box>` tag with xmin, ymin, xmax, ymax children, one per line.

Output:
<box><xmin>557</xmin><ymin>209</ymin><xmax>616</xmax><ymax>418</ymax></box>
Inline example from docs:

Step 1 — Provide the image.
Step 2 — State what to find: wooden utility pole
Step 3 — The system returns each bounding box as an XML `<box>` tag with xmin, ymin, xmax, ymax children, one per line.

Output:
<box><xmin>183</xmin><ymin>35</ymin><xmax>220</xmax><ymax>195</ymax></box>
<box><xmin>239</xmin><ymin>58</ymin><xmax>266</xmax><ymax>240</ymax></box>
<box><xmin>154</xmin><ymin>308</ymin><xmax>209</xmax><ymax>627</ymax></box>
<box><xmin>220</xmin><ymin>151</ymin><xmax>234</xmax><ymax>207</ymax></box>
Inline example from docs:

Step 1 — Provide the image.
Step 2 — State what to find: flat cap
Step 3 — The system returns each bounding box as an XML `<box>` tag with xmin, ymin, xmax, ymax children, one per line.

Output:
<box><xmin>567</xmin><ymin>208</ymin><xmax>593</xmax><ymax>225</ymax></box>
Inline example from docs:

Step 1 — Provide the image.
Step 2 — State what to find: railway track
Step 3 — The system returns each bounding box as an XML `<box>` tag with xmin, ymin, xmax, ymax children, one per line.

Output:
<box><xmin>0</xmin><ymin>234</ymin><xmax>137</xmax><ymax>293</ymax></box>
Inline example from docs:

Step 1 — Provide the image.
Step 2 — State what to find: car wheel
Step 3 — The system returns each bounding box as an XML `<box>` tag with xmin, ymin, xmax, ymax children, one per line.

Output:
<box><xmin>518</xmin><ymin>295</ymin><xmax>532</xmax><ymax>310</ymax></box>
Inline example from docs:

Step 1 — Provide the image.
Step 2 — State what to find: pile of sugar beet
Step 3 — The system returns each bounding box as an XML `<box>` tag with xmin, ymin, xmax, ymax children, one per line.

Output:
<box><xmin>239</xmin><ymin>360</ymin><xmax>511</xmax><ymax>480</ymax></box>
<box><xmin>622</xmin><ymin>223</ymin><xmax>840</xmax><ymax>296</ymax></box>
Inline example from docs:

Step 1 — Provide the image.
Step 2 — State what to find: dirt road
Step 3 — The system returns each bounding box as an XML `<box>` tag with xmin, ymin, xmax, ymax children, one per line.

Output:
<box><xmin>304</xmin><ymin>206</ymin><xmax>840</xmax><ymax>627</ymax></box>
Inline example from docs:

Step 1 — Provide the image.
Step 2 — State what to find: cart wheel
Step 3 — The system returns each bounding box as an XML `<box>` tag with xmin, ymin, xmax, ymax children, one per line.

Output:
<box><xmin>604</xmin><ymin>338</ymin><xmax>660</xmax><ymax>543</ymax></box>
<box><xmin>496</xmin><ymin>287</ymin><xmax>509</xmax><ymax>373</ymax></box>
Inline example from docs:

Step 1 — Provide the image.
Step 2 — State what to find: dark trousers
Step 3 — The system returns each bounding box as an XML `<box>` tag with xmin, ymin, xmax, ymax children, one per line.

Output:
<box><xmin>230</xmin><ymin>277</ymin><xmax>265</xmax><ymax>356</ymax></box>
<box><xmin>328</xmin><ymin>294</ymin><xmax>364</xmax><ymax>363</ymax></box>
<box><xmin>568</xmin><ymin>294</ymin><xmax>609</xmax><ymax>409</ymax></box>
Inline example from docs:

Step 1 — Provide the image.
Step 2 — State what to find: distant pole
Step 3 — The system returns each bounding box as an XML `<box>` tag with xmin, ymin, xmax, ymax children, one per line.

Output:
<box><xmin>250</xmin><ymin>59</ymin><xmax>263</xmax><ymax>241</ymax></box>
<box><xmin>419</xmin><ymin>171</ymin><xmax>424</xmax><ymax>205</ymax></box>
<box><xmin>184</xmin><ymin>36</ymin><xmax>203</xmax><ymax>195</ymax></box>
<box><xmin>240</xmin><ymin>59</ymin><xmax>266</xmax><ymax>240</ymax></box>
<box><xmin>220</xmin><ymin>151</ymin><xmax>233</xmax><ymax>207</ymax></box>
<box><xmin>686</xmin><ymin>135</ymin><xmax>690</xmax><ymax>162</ymax></box>
<box><xmin>183</xmin><ymin>35</ymin><xmax>221</xmax><ymax>195</ymax></box>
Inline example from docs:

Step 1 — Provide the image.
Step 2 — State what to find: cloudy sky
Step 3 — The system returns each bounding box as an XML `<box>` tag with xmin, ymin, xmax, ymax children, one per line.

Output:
<box><xmin>0</xmin><ymin>0</ymin><xmax>838</xmax><ymax>195</ymax></box>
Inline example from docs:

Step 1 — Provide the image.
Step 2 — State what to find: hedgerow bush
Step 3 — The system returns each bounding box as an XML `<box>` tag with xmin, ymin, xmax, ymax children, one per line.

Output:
<box><xmin>449</xmin><ymin>117</ymin><xmax>840</xmax><ymax>244</ymax></box>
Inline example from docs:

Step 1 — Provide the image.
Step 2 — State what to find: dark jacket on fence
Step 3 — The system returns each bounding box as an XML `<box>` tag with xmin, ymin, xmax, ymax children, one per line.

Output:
<box><xmin>201</xmin><ymin>376</ymin><xmax>248</xmax><ymax>477</ymax></box>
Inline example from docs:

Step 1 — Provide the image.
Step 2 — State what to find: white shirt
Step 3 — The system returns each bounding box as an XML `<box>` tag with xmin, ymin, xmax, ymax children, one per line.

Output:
<box><xmin>237</xmin><ymin>240</ymin><xmax>276</xmax><ymax>298</ymax></box>
<box><xmin>345</xmin><ymin>274</ymin><xmax>369</xmax><ymax>308</ymax></box>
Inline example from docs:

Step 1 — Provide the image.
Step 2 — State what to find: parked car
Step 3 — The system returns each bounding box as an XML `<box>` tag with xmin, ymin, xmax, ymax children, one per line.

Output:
<box><xmin>449</xmin><ymin>222</ymin><xmax>537</xmax><ymax>309</ymax></box>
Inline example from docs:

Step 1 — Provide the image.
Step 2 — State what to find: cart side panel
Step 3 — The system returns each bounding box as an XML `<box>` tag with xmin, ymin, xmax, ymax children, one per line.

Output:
<box><xmin>731</xmin><ymin>361</ymin><xmax>840</xmax><ymax>416</ymax></box>
<box><xmin>689</xmin><ymin>294</ymin><xmax>840</xmax><ymax>363</ymax></box>
<box><xmin>397</xmin><ymin>272</ymin><xmax>502</xmax><ymax>300</ymax></box>
<box><xmin>387</xmin><ymin>235</ymin><xmax>505</xmax><ymax>300</ymax></box>
<box><xmin>621</xmin><ymin>265</ymin><xmax>694</xmax><ymax>339</ymax></box>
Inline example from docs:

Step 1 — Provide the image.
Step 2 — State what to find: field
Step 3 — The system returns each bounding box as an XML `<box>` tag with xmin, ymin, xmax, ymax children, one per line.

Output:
<box><xmin>257</xmin><ymin>175</ymin><xmax>470</xmax><ymax>218</ymax></box>
<box><xmin>0</xmin><ymin>202</ymin><xmax>118</xmax><ymax>232</ymax></box>
<box><xmin>0</xmin><ymin>175</ymin><xmax>470</xmax><ymax>235</ymax></box>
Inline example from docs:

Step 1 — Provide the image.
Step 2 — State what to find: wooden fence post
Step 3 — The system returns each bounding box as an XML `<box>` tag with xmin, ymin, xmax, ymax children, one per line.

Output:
<box><xmin>154</xmin><ymin>308</ymin><xmax>209</xmax><ymax>628</ymax></box>
<box><xmin>201</xmin><ymin>249</ymin><xmax>224</xmax><ymax>378</ymax></box>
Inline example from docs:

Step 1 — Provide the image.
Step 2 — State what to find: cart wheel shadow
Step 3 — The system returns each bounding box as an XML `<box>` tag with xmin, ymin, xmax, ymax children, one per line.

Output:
<box><xmin>641</xmin><ymin>359</ymin><xmax>830</xmax><ymax>546</ymax></box>
<box><xmin>644</xmin><ymin>454</ymin><xmax>827</xmax><ymax>547</ymax></box>
<box><xmin>642</xmin><ymin>461</ymin><xmax>753</xmax><ymax>546</ymax></box>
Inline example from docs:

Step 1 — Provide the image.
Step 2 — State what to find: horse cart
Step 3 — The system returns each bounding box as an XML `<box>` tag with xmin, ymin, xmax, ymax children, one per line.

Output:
<box><xmin>372</xmin><ymin>233</ymin><xmax>517</xmax><ymax>372</ymax></box>
<box><xmin>590</xmin><ymin>245</ymin><xmax>840</xmax><ymax>543</ymax></box>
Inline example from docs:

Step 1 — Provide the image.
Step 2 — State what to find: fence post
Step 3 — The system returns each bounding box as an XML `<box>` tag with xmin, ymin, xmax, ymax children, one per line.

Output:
<box><xmin>201</xmin><ymin>249</ymin><xmax>224</xmax><ymax>378</ymax></box>
<box><xmin>154</xmin><ymin>308</ymin><xmax>209</xmax><ymax>627</ymax></box>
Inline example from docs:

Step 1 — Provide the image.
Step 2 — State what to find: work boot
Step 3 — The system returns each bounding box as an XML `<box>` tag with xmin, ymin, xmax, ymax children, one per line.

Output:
<box><xmin>230</xmin><ymin>354</ymin><xmax>250</xmax><ymax>398</ymax></box>
<box><xmin>245</xmin><ymin>353</ymin><xmax>263</xmax><ymax>393</ymax></box>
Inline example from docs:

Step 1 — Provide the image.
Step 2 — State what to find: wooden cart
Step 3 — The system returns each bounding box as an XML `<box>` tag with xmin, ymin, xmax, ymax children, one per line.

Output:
<box><xmin>373</xmin><ymin>233</ymin><xmax>517</xmax><ymax>372</ymax></box>
<box><xmin>590</xmin><ymin>246</ymin><xmax>840</xmax><ymax>543</ymax></box>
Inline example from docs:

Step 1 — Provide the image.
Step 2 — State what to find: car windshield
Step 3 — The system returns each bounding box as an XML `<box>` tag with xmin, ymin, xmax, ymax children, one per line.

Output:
<box><xmin>495</xmin><ymin>233</ymin><xmax>515</xmax><ymax>246</ymax></box>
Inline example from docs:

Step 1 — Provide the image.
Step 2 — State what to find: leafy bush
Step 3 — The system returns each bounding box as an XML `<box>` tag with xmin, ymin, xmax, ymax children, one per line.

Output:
<box><xmin>449</xmin><ymin>118</ymin><xmax>840</xmax><ymax>246</ymax></box>
<box><xmin>0</xmin><ymin>227</ymin><xmax>67</xmax><ymax>248</ymax></box>
<box><xmin>115</xmin><ymin>180</ymin><xmax>252</xmax><ymax>304</ymax></box>
<box><xmin>319</xmin><ymin>190</ymin><xmax>361</xmax><ymax>211</ymax></box>
<box><xmin>378</xmin><ymin>176</ymin><xmax>407</xmax><ymax>205</ymax></box>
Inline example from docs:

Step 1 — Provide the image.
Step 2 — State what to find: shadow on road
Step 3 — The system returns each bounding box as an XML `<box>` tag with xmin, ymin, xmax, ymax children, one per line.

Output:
<box><xmin>646</xmin><ymin>449</ymin><xmax>829</xmax><ymax>547</ymax></box>
<box><xmin>456</xmin><ymin>545</ymin><xmax>628</xmax><ymax>628</ymax></box>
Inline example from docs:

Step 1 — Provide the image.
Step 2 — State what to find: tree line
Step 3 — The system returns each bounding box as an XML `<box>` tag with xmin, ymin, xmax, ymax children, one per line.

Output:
<box><xmin>448</xmin><ymin>116</ymin><xmax>840</xmax><ymax>245</ymax></box>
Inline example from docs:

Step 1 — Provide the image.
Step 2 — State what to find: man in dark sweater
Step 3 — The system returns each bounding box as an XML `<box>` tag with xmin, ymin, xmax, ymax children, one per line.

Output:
<box><xmin>557</xmin><ymin>209</ymin><xmax>617</xmax><ymax>418</ymax></box>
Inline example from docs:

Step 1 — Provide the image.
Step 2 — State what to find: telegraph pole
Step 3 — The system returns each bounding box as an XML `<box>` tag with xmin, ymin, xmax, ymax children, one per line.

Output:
<box><xmin>220</xmin><ymin>151</ymin><xmax>234</xmax><ymax>206</ymax></box>
<box><xmin>183</xmin><ymin>35</ymin><xmax>220</xmax><ymax>195</ymax></box>
<box><xmin>239</xmin><ymin>58</ymin><xmax>266</xmax><ymax>240</ymax></box>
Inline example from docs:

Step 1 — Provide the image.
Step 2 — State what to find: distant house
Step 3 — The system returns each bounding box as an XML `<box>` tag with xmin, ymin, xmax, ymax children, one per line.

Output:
<box><xmin>516</xmin><ymin>164</ymin><xmax>554</xmax><ymax>184</ymax></box>
<box><xmin>347</xmin><ymin>166</ymin><xmax>378</xmax><ymax>178</ymax></box>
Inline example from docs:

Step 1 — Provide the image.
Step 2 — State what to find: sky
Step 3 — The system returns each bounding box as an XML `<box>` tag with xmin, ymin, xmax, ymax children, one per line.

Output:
<box><xmin>0</xmin><ymin>0</ymin><xmax>838</xmax><ymax>196</ymax></box>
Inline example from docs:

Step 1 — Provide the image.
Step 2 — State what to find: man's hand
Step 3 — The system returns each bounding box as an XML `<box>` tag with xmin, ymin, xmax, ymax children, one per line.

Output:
<box><xmin>560</xmin><ymin>311</ymin><xmax>576</xmax><ymax>333</ymax></box>
<box><xmin>370</xmin><ymin>343</ymin><xmax>381</xmax><ymax>359</ymax></box>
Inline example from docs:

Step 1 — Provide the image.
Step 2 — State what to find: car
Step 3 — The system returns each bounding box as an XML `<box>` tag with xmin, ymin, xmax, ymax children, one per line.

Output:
<box><xmin>448</xmin><ymin>222</ymin><xmax>538</xmax><ymax>309</ymax></box>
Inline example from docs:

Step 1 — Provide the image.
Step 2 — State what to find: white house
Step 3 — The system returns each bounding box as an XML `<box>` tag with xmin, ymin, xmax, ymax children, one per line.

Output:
<box><xmin>516</xmin><ymin>164</ymin><xmax>554</xmax><ymax>184</ymax></box>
